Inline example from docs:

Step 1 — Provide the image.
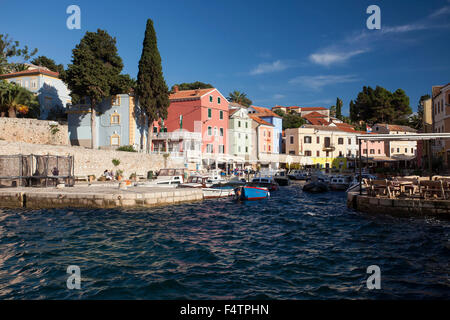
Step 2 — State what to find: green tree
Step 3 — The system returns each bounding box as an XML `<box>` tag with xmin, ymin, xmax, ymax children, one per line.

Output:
<box><xmin>171</xmin><ymin>81</ymin><xmax>213</xmax><ymax>91</ymax></box>
<box><xmin>335</xmin><ymin>97</ymin><xmax>343</xmax><ymax>120</ymax></box>
<box><xmin>351</xmin><ymin>85</ymin><xmax>412</xmax><ymax>125</ymax></box>
<box><xmin>31</xmin><ymin>55</ymin><xmax>65</xmax><ymax>75</ymax></box>
<box><xmin>0</xmin><ymin>34</ymin><xmax>38</xmax><ymax>74</ymax></box>
<box><xmin>65</xmin><ymin>29</ymin><xmax>125</xmax><ymax>149</ymax></box>
<box><xmin>227</xmin><ymin>90</ymin><xmax>252</xmax><ymax>107</ymax></box>
<box><xmin>136</xmin><ymin>19</ymin><xmax>170</xmax><ymax>153</ymax></box>
<box><xmin>274</xmin><ymin>109</ymin><xmax>305</xmax><ymax>130</ymax></box>
<box><xmin>330</xmin><ymin>105</ymin><xmax>336</xmax><ymax>118</ymax></box>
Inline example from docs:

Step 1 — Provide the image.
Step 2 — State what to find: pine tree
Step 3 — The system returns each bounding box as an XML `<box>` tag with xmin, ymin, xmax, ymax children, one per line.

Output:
<box><xmin>65</xmin><ymin>29</ymin><xmax>124</xmax><ymax>149</ymax></box>
<box><xmin>136</xmin><ymin>19</ymin><xmax>170</xmax><ymax>153</ymax></box>
<box><xmin>335</xmin><ymin>97</ymin><xmax>343</xmax><ymax>120</ymax></box>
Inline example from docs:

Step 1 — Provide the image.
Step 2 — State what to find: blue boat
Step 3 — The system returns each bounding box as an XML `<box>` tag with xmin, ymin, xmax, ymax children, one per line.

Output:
<box><xmin>234</xmin><ymin>186</ymin><xmax>270</xmax><ymax>201</ymax></box>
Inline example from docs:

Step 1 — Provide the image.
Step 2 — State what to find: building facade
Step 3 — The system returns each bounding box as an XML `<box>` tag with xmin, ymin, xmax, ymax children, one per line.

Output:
<box><xmin>228</xmin><ymin>105</ymin><xmax>252</xmax><ymax>163</ymax></box>
<box><xmin>0</xmin><ymin>64</ymin><xmax>71</xmax><ymax>120</ymax></box>
<box><xmin>67</xmin><ymin>94</ymin><xmax>148</xmax><ymax>150</ymax></box>
<box><xmin>248</xmin><ymin>105</ymin><xmax>282</xmax><ymax>154</ymax></box>
<box><xmin>372</xmin><ymin>124</ymin><xmax>417</xmax><ymax>158</ymax></box>
<box><xmin>431</xmin><ymin>83</ymin><xmax>450</xmax><ymax>166</ymax></box>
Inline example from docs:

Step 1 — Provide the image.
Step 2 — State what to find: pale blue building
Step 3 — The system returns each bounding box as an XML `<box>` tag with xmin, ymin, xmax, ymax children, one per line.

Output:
<box><xmin>248</xmin><ymin>106</ymin><xmax>283</xmax><ymax>154</ymax></box>
<box><xmin>67</xmin><ymin>93</ymin><xmax>148</xmax><ymax>150</ymax></box>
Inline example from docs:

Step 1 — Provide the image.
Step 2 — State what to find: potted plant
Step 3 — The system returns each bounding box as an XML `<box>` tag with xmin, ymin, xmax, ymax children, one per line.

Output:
<box><xmin>129</xmin><ymin>172</ymin><xmax>137</xmax><ymax>181</ymax></box>
<box><xmin>116</xmin><ymin>169</ymin><xmax>123</xmax><ymax>181</ymax></box>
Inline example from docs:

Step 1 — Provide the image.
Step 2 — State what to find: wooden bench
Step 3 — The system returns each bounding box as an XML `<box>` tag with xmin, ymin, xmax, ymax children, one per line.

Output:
<box><xmin>368</xmin><ymin>179</ymin><xmax>393</xmax><ymax>198</ymax></box>
<box><xmin>419</xmin><ymin>180</ymin><xmax>446</xmax><ymax>200</ymax></box>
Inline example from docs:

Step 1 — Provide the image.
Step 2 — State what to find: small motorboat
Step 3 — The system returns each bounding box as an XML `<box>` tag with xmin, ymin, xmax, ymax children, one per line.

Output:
<box><xmin>178</xmin><ymin>175</ymin><xmax>213</xmax><ymax>188</ymax></box>
<box><xmin>202</xmin><ymin>187</ymin><xmax>235</xmax><ymax>199</ymax></box>
<box><xmin>234</xmin><ymin>186</ymin><xmax>270</xmax><ymax>201</ymax></box>
<box><xmin>329</xmin><ymin>175</ymin><xmax>352</xmax><ymax>191</ymax></box>
<box><xmin>247</xmin><ymin>177</ymin><xmax>279</xmax><ymax>191</ymax></box>
<box><xmin>135</xmin><ymin>168</ymin><xmax>185</xmax><ymax>188</ymax></box>
<box><xmin>273</xmin><ymin>170</ymin><xmax>291</xmax><ymax>186</ymax></box>
<box><xmin>302</xmin><ymin>181</ymin><xmax>329</xmax><ymax>193</ymax></box>
<box><xmin>288</xmin><ymin>170</ymin><xmax>310</xmax><ymax>180</ymax></box>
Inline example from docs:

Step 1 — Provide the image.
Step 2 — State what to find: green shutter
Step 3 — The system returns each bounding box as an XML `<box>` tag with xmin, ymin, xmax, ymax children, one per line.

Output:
<box><xmin>208</xmin><ymin>108</ymin><xmax>212</xmax><ymax>118</ymax></box>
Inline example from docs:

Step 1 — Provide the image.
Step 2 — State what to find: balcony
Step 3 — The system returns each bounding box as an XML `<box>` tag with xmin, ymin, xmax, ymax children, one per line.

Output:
<box><xmin>322</xmin><ymin>143</ymin><xmax>335</xmax><ymax>151</ymax></box>
<box><xmin>151</xmin><ymin>131</ymin><xmax>202</xmax><ymax>141</ymax></box>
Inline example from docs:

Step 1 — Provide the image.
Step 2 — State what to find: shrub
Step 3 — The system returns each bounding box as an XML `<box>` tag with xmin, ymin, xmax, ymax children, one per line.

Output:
<box><xmin>112</xmin><ymin>159</ymin><xmax>120</xmax><ymax>167</ymax></box>
<box><xmin>117</xmin><ymin>145</ymin><xmax>136</xmax><ymax>152</ymax></box>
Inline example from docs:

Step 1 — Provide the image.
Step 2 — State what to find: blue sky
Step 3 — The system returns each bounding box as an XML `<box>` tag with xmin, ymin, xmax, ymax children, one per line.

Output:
<box><xmin>1</xmin><ymin>0</ymin><xmax>449</xmax><ymax>115</ymax></box>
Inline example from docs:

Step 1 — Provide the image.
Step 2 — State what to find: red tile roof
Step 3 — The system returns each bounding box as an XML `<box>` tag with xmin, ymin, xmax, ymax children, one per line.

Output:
<box><xmin>304</xmin><ymin>111</ymin><xmax>327</xmax><ymax>118</ymax></box>
<box><xmin>250</xmin><ymin>105</ymin><xmax>282</xmax><ymax>118</ymax></box>
<box><xmin>300</xmin><ymin>107</ymin><xmax>327</xmax><ymax>111</ymax></box>
<box><xmin>0</xmin><ymin>67</ymin><xmax>60</xmax><ymax>79</ymax></box>
<box><xmin>249</xmin><ymin>114</ymin><xmax>274</xmax><ymax>126</ymax></box>
<box><xmin>169</xmin><ymin>88</ymin><xmax>215</xmax><ymax>100</ymax></box>
<box><xmin>303</xmin><ymin>115</ymin><xmax>329</xmax><ymax>126</ymax></box>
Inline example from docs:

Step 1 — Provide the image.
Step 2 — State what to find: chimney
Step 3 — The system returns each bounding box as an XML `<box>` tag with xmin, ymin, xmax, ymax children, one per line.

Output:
<box><xmin>173</xmin><ymin>85</ymin><xmax>179</xmax><ymax>93</ymax></box>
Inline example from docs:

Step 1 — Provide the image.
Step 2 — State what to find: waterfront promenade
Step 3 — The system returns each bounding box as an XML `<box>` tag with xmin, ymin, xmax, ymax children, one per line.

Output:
<box><xmin>0</xmin><ymin>185</ymin><xmax>203</xmax><ymax>209</ymax></box>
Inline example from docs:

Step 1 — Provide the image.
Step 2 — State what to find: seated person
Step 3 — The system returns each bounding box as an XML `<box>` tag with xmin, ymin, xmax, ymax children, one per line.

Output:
<box><xmin>52</xmin><ymin>167</ymin><xmax>59</xmax><ymax>176</ymax></box>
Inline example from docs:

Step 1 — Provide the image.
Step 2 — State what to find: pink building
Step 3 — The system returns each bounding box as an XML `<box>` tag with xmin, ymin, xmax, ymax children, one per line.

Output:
<box><xmin>151</xmin><ymin>87</ymin><xmax>229</xmax><ymax>155</ymax></box>
<box><xmin>360</xmin><ymin>134</ymin><xmax>386</xmax><ymax>157</ymax></box>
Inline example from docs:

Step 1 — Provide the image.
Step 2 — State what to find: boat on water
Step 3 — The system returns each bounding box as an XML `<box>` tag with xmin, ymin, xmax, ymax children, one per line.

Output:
<box><xmin>234</xmin><ymin>186</ymin><xmax>270</xmax><ymax>201</ymax></box>
<box><xmin>178</xmin><ymin>175</ymin><xmax>234</xmax><ymax>198</ymax></box>
<box><xmin>345</xmin><ymin>174</ymin><xmax>377</xmax><ymax>193</ymax></box>
<box><xmin>247</xmin><ymin>176</ymin><xmax>279</xmax><ymax>191</ymax></box>
<box><xmin>328</xmin><ymin>175</ymin><xmax>352</xmax><ymax>191</ymax></box>
<box><xmin>213</xmin><ymin>176</ymin><xmax>247</xmax><ymax>188</ymax></box>
<box><xmin>287</xmin><ymin>170</ymin><xmax>310</xmax><ymax>180</ymax></box>
<box><xmin>135</xmin><ymin>168</ymin><xmax>185</xmax><ymax>188</ymax></box>
<box><xmin>273</xmin><ymin>170</ymin><xmax>291</xmax><ymax>186</ymax></box>
<box><xmin>303</xmin><ymin>181</ymin><xmax>329</xmax><ymax>193</ymax></box>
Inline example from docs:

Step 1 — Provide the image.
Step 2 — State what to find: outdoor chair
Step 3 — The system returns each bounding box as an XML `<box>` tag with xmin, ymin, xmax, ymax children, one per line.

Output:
<box><xmin>368</xmin><ymin>179</ymin><xmax>392</xmax><ymax>198</ymax></box>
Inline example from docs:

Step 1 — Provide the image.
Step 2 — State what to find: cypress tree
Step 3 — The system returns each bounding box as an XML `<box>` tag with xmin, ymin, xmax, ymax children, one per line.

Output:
<box><xmin>65</xmin><ymin>29</ymin><xmax>124</xmax><ymax>149</ymax></box>
<box><xmin>336</xmin><ymin>97</ymin><xmax>343</xmax><ymax>120</ymax></box>
<box><xmin>136</xmin><ymin>19</ymin><xmax>170</xmax><ymax>153</ymax></box>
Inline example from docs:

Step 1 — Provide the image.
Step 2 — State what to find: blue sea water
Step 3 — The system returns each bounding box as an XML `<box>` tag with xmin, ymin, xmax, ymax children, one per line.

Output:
<box><xmin>0</xmin><ymin>183</ymin><xmax>449</xmax><ymax>299</ymax></box>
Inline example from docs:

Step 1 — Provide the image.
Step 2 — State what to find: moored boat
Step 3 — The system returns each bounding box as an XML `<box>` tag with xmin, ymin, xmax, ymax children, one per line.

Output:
<box><xmin>273</xmin><ymin>170</ymin><xmax>291</xmax><ymax>186</ymax></box>
<box><xmin>234</xmin><ymin>186</ymin><xmax>270</xmax><ymax>201</ymax></box>
<box><xmin>303</xmin><ymin>181</ymin><xmax>329</xmax><ymax>193</ymax></box>
<box><xmin>329</xmin><ymin>175</ymin><xmax>352</xmax><ymax>191</ymax></box>
<box><xmin>247</xmin><ymin>176</ymin><xmax>279</xmax><ymax>191</ymax></box>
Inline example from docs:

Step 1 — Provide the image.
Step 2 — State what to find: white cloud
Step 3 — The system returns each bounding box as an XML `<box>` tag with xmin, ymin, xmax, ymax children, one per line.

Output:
<box><xmin>289</xmin><ymin>74</ymin><xmax>358</xmax><ymax>90</ymax></box>
<box><xmin>309</xmin><ymin>50</ymin><xmax>366</xmax><ymax>66</ymax></box>
<box><xmin>429</xmin><ymin>5</ymin><xmax>450</xmax><ymax>18</ymax></box>
<box><xmin>250</xmin><ymin>60</ymin><xmax>289</xmax><ymax>75</ymax></box>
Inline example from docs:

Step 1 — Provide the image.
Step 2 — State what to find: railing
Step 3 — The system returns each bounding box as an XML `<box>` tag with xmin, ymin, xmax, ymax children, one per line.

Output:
<box><xmin>151</xmin><ymin>131</ymin><xmax>202</xmax><ymax>140</ymax></box>
<box><xmin>323</xmin><ymin>143</ymin><xmax>335</xmax><ymax>151</ymax></box>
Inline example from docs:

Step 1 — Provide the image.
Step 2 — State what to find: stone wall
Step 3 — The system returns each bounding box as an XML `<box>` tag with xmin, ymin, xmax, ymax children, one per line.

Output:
<box><xmin>0</xmin><ymin>141</ymin><xmax>184</xmax><ymax>178</ymax></box>
<box><xmin>0</xmin><ymin>118</ymin><xmax>68</xmax><ymax>145</ymax></box>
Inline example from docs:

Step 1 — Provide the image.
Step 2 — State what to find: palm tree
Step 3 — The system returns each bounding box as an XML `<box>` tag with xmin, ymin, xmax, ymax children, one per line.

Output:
<box><xmin>227</xmin><ymin>90</ymin><xmax>252</xmax><ymax>107</ymax></box>
<box><xmin>0</xmin><ymin>80</ymin><xmax>37</xmax><ymax>117</ymax></box>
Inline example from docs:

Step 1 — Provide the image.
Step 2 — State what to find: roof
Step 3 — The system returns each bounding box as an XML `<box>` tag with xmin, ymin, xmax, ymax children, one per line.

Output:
<box><xmin>300</xmin><ymin>107</ymin><xmax>327</xmax><ymax>111</ymax></box>
<box><xmin>249</xmin><ymin>105</ymin><xmax>282</xmax><ymax>118</ymax></box>
<box><xmin>376</xmin><ymin>124</ymin><xmax>417</xmax><ymax>133</ymax></box>
<box><xmin>169</xmin><ymin>88</ymin><xmax>215</xmax><ymax>101</ymax></box>
<box><xmin>229</xmin><ymin>102</ymin><xmax>246</xmax><ymax>109</ymax></box>
<box><xmin>303</xmin><ymin>115</ymin><xmax>329</xmax><ymax>126</ymax></box>
<box><xmin>0</xmin><ymin>67</ymin><xmax>60</xmax><ymax>79</ymax></box>
<box><xmin>229</xmin><ymin>109</ymin><xmax>240</xmax><ymax>117</ymax></box>
<box><xmin>249</xmin><ymin>114</ymin><xmax>274</xmax><ymax>126</ymax></box>
<box><xmin>304</xmin><ymin>111</ymin><xmax>327</xmax><ymax>118</ymax></box>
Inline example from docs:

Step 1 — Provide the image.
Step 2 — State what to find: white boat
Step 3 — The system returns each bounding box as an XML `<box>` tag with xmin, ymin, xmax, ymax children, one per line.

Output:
<box><xmin>135</xmin><ymin>168</ymin><xmax>185</xmax><ymax>188</ymax></box>
<box><xmin>346</xmin><ymin>174</ymin><xmax>377</xmax><ymax>193</ymax></box>
<box><xmin>179</xmin><ymin>175</ymin><xmax>213</xmax><ymax>188</ymax></box>
<box><xmin>288</xmin><ymin>170</ymin><xmax>310</xmax><ymax>180</ymax></box>
<box><xmin>202</xmin><ymin>187</ymin><xmax>235</xmax><ymax>199</ymax></box>
<box><xmin>329</xmin><ymin>175</ymin><xmax>352</xmax><ymax>191</ymax></box>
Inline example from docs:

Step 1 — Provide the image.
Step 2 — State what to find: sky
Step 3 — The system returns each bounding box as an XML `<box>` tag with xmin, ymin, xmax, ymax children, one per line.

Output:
<box><xmin>1</xmin><ymin>0</ymin><xmax>449</xmax><ymax>115</ymax></box>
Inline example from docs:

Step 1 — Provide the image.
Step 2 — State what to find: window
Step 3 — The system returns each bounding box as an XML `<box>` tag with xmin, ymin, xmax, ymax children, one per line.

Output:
<box><xmin>397</xmin><ymin>148</ymin><xmax>400</xmax><ymax>153</ymax></box>
<box><xmin>218</xmin><ymin>97</ymin><xmax>221</xmax><ymax>104</ymax></box>
<box><xmin>208</xmin><ymin>126</ymin><xmax>212</xmax><ymax>136</ymax></box>
<box><xmin>378</xmin><ymin>149</ymin><xmax>381</xmax><ymax>154</ymax></box>
<box><xmin>112</xmin><ymin>95</ymin><xmax>121</xmax><ymax>106</ymax></box>
<box><xmin>316</xmin><ymin>136</ymin><xmax>320</xmax><ymax>144</ymax></box>
<box><xmin>268</xmin><ymin>145</ymin><xmax>271</xmax><ymax>152</ymax></box>
<box><xmin>268</xmin><ymin>131</ymin><xmax>271</xmax><ymax>137</ymax></box>
<box><xmin>326</xmin><ymin>151</ymin><xmax>329</xmax><ymax>157</ymax></box>
<box><xmin>207</xmin><ymin>144</ymin><xmax>213</xmax><ymax>153</ymax></box>
<box><xmin>208</xmin><ymin>108</ymin><xmax>212</xmax><ymax>118</ymax></box>
<box><xmin>405</xmin><ymin>148</ymin><xmax>408</xmax><ymax>153</ymax></box>
<box><xmin>290</xmin><ymin>136</ymin><xmax>294</xmax><ymax>144</ymax></box>
<box><xmin>238</xmin><ymin>146</ymin><xmax>241</xmax><ymax>152</ymax></box>
<box><xmin>316</xmin><ymin>151</ymin><xmax>320</xmax><ymax>157</ymax></box>
<box><xmin>31</xmin><ymin>80</ymin><xmax>37</xmax><ymax>89</ymax></box>
<box><xmin>245</xmin><ymin>134</ymin><xmax>248</xmax><ymax>140</ymax></box>
<box><xmin>324</xmin><ymin>137</ymin><xmax>331</xmax><ymax>147</ymax></box>
<box><xmin>411</xmin><ymin>148</ymin><xmax>414</xmax><ymax>154</ymax></box>
<box><xmin>245</xmin><ymin>146</ymin><xmax>248</xmax><ymax>153</ymax></box>
<box><xmin>153</xmin><ymin>127</ymin><xmax>158</xmax><ymax>133</ymax></box>
<box><xmin>238</xmin><ymin>121</ymin><xmax>241</xmax><ymax>127</ymax></box>
<box><xmin>370</xmin><ymin>149</ymin><xmax>375</xmax><ymax>154</ymax></box>
<box><xmin>220</xmin><ymin>128</ymin><xmax>224</xmax><ymax>136</ymax></box>
<box><xmin>219</xmin><ymin>145</ymin><xmax>224</xmax><ymax>154</ymax></box>
<box><xmin>111</xmin><ymin>134</ymin><xmax>120</xmax><ymax>146</ymax></box>
<box><xmin>219</xmin><ymin>110</ymin><xmax>223</xmax><ymax>119</ymax></box>
<box><xmin>263</xmin><ymin>131</ymin><xmax>266</xmax><ymax>137</ymax></box>
<box><xmin>339</xmin><ymin>151</ymin><xmax>343</xmax><ymax>157</ymax></box>
<box><xmin>338</xmin><ymin>138</ymin><xmax>344</xmax><ymax>145</ymax></box>
<box><xmin>111</xmin><ymin>113</ymin><xmax>120</xmax><ymax>124</ymax></box>
<box><xmin>348</xmin><ymin>138</ymin><xmax>352</xmax><ymax>145</ymax></box>
<box><xmin>214</xmin><ymin>127</ymin><xmax>218</xmax><ymax>136</ymax></box>
<box><xmin>209</xmin><ymin>96</ymin><xmax>213</xmax><ymax>102</ymax></box>
<box><xmin>363</xmin><ymin>149</ymin><xmax>367</xmax><ymax>154</ymax></box>
<box><xmin>305</xmin><ymin>150</ymin><xmax>312</xmax><ymax>156</ymax></box>
<box><xmin>391</xmin><ymin>148</ymin><xmax>394</xmax><ymax>153</ymax></box>
<box><xmin>245</xmin><ymin>122</ymin><xmax>248</xmax><ymax>128</ymax></box>
<box><xmin>304</xmin><ymin>136</ymin><xmax>312</xmax><ymax>143</ymax></box>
